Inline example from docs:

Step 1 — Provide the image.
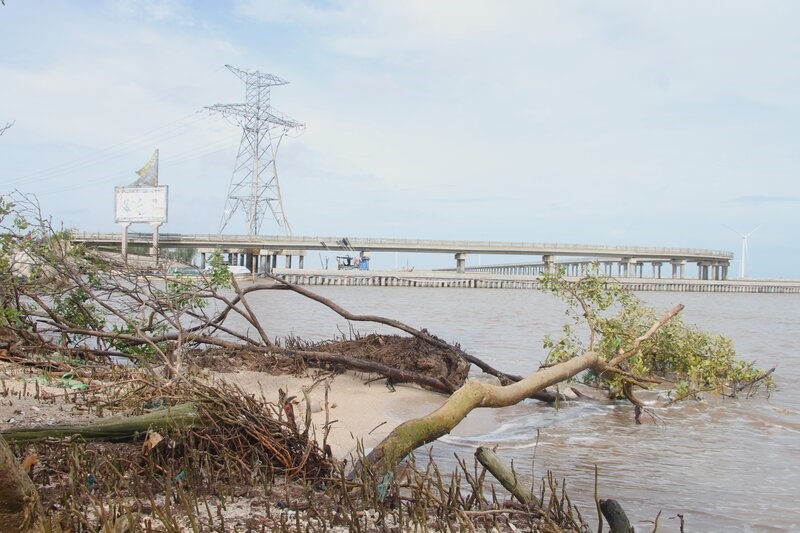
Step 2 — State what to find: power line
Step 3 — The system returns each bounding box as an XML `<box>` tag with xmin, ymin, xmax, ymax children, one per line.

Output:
<box><xmin>0</xmin><ymin>111</ymin><xmax>212</xmax><ymax>188</ymax></box>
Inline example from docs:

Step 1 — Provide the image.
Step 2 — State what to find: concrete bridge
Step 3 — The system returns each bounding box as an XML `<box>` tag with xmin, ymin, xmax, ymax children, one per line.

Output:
<box><xmin>69</xmin><ymin>231</ymin><xmax>734</xmax><ymax>280</ymax></box>
<box><xmin>450</xmin><ymin>257</ymin><xmax>728</xmax><ymax>280</ymax></box>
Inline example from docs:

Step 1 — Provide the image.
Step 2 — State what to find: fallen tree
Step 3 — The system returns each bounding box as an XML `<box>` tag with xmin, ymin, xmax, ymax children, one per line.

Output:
<box><xmin>356</xmin><ymin>303</ymin><xmax>684</xmax><ymax>479</ymax></box>
<box><xmin>1</xmin><ymin>193</ymin><xmax>773</xmax><ymax>530</ymax></box>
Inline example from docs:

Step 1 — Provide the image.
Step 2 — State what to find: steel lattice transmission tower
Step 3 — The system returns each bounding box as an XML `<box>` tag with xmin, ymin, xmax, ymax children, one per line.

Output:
<box><xmin>208</xmin><ymin>65</ymin><xmax>303</xmax><ymax>235</ymax></box>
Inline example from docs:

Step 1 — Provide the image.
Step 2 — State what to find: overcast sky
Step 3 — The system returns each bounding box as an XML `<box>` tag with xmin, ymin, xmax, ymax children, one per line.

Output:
<box><xmin>1</xmin><ymin>1</ymin><xmax>798</xmax><ymax>277</ymax></box>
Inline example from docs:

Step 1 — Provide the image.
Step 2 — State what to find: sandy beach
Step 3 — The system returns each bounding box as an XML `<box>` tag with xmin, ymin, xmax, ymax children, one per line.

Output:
<box><xmin>213</xmin><ymin>369</ymin><xmax>448</xmax><ymax>460</ymax></box>
<box><xmin>0</xmin><ymin>362</ymin><xmax>452</xmax><ymax>462</ymax></box>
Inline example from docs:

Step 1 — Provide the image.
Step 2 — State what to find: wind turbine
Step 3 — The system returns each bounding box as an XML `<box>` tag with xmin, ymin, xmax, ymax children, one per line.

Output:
<box><xmin>726</xmin><ymin>225</ymin><xmax>761</xmax><ymax>279</ymax></box>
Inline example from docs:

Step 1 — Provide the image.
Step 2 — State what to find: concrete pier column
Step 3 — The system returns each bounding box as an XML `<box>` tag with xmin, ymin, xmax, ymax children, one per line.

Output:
<box><xmin>272</xmin><ymin>254</ymin><xmax>278</xmax><ymax>270</ymax></box>
<box><xmin>455</xmin><ymin>252</ymin><xmax>467</xmax><ymax>274</ymax></box>
<box><xmin>542</xmin><ymin>255</ymin><xmax>555</xmax><ymax>273</ymax></box>
<box><xmin>620</xmin><ymin>258</ymin><xmax>634</xmax><ymax>277</ymax></box>
<box><xmin>652</xmin><ymin>261</ymin><xmax>663</xmax><ymax>279</ymax></box>
<box><xmin>285</xmin><ymin>255</ymin><xmax>292</xmax><ymax>268</ymax></box>
<box><xmin>246</xmin><ymin>253</ymin><xmax>254</xmax><ymax>274</ymax></box>
<box><xmin>721</xmin><ymin>263</ymin><xmax>729</xmax><ymax>280</ymax></box>
<box><xmin>299</xmin><ymin>255</ymin><xmax>304</xmax><ymax>269</ymax></box>
<box><xmin>199</xmin><ymin>252</ymin><xmax>206</xmax><ymax>270</ymax></box>
<box><xmin>697</xmin><ymin>262</ymin><xmax>708</xmax><ymax>280</ymax></box>
<box><xmin>671</xmin><ymin>259</ymin><xmax>686</xmax><ymax>279</ymax></box>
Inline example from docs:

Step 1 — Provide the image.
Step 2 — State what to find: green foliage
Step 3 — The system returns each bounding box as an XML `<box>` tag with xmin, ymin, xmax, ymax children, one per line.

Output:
<box><xmin>53</xmin><ymin>288</ymin><xmax>105</xmax><ymax>331</ymax></box>
<box><xmin>540</xmin><ymin>266</ymin><xmax>770</xmax><ymax>400</ymax></box>
<box><xmin>206</xmin><ymin>249</ymin><xmax>231</xmax><ymax>290</ymax></box>
<box><xmin>107</xmin><ymin>322</ymin><xmax>167</xmax><ymax>363</ymax></box>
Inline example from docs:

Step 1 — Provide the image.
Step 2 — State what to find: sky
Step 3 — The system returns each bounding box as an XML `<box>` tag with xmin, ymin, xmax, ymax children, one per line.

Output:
<box><xmin>1</xmin><ymin>1</ymin><xmax>799</xmax><ymax>278</ymax></box>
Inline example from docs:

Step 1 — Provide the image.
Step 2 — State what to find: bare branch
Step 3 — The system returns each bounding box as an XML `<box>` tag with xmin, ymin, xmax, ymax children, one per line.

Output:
<box><xmin>263</xmin><ymin>274</ymin><xmax>527</xmax><ymax>386</ymax></box>
<box><xmin>231</xmin><ymin>276</ymin><xmax>273</xmax><ymax>346</ymax></box>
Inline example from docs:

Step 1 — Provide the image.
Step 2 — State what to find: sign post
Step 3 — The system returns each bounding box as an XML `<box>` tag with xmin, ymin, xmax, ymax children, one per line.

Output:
<box><xmin>120</xmin><ymin>222</ymin><xmax>130</xmax><ymax>264</ymax></box>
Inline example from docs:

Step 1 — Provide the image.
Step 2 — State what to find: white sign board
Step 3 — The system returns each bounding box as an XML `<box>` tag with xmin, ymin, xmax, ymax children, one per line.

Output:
<box><xmin>114</xmin><ymin>186</ymin><xmax>168</xmax><ymax>223</ymax></box>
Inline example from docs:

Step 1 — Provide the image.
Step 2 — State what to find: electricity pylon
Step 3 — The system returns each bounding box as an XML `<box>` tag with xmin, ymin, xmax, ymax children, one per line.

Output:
<box><xmin>208</xmin><ymin>65</ymin><xmax>303</xmax><ymax>235</ymax></box>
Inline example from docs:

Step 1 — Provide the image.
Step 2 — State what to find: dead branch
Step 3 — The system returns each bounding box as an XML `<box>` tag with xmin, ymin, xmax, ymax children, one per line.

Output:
<box><xmin>599</xmin><ymin>499</ymin><xmax>633</xmax><ymax>533</ymax></box>
<box><xmin>475</xmin><ymin>446</ymin><xmax>540</xmax><ymax>508</ymax></box>
<box><xmin>735</xmin><ymin>366</ymin><xmax>776</xmax><ymax>394</ymax></box>
<box><xmin>231</xmin><ymin>276</ymin><xmax>273</xmax><ymax>346</ymax></box>
<box><xmin>284</xmin><ymin>348</ymin><xmax>456</xmax><ymax>394</ymax></box>
<box><xmin>263</xmin><ymin>275</ymin><xmax>561</xmax><ymax>400</ymax></box>
<box><xmin>1</xmin><ymin>403</ymin><xmax>202</xmax><ymax>444</ymax></box>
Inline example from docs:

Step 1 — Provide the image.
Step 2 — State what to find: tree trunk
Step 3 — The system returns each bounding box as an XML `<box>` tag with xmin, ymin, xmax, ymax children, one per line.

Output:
<box><xmin>356</xmin><ymin>350</ymin><xmax>600</xmax><ymax>479</ymax></box>
<box><xmin>1</xmin><ymin>403</ymin><xmax>201</xmax><ymax>443</ymax></box>
<box><xmin>0</xmin><ymin>436</ymin><xmax>45</xmax><ymax>533</ymax></box>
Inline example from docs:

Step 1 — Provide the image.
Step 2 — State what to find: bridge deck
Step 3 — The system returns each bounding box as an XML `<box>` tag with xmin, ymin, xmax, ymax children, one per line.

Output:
<box><xmin>70</xmin><ymin>232</ymin><xmax>733</xmax><ymax>262</ymax></box>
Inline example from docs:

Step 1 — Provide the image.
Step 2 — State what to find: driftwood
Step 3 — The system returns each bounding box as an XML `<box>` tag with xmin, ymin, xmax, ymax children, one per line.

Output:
<box><xmin>0</xmin><ymin>436</ymin><xmax>44</xmax><ymax>532</ymax></box>
<box><xmin>1</xmin><ymin>403</ymin><xmax>201</xmax><ymax>444</ymax></box>
<box><xmin>599</xmin><ymin>499</ymin><xmax>633</xmax><ymax>533</ymax></box>
<box><xmin>475</xmin><ymin>446</ymin><xmax>539</xmax><ymax>508</ymax></box>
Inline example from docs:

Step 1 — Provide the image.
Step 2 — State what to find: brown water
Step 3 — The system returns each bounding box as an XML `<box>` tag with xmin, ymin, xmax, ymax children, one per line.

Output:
<box><xmin>235</xmin><ymin>286</ymin><xmax>799</xmax><ymax>531</ymax></box>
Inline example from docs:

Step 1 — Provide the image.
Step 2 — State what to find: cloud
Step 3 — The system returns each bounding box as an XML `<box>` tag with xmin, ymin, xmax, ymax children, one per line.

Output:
<box><xmin>109</xmin><ymin>0</ymin><xmax>197</xmax><ymax>25</ymax></box>
<box><xmin>730</xmin><ymin>195</ymin><xmax>800</xmax><ymax>205</ymax></box>
<box><xmin>2</xmin><ymin>1</ymin><xmax>800</xmax><ymax>277</ymax></box>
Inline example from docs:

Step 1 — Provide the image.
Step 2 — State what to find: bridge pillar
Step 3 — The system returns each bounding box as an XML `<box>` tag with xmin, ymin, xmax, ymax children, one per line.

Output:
<box><xmin>455</xmin><ymin>252</ymin><xmax>467</xmax><ymax>274</ymax></box>
<box><xmin>721</xmin><ymin>263</ymin><xmax>729</xmax><ymax>280</ymax></box>
<box><xmin>620</xmin><ymin>257</ymin><xmax>634</xmax><ymax>277</ymax></box>
<box><xmin>697</xmin><ymin>262</ymin><xmax>709</xmax><ymax>280</ymax></box>
<box><xmin>286</xmin><ymin>254</ymin><xmax>293</xmax><ymax>268</ymax></box>
<box><xmin>671</xmin><ymin>259</ymin><xmax>686</xmax><ymax>279</ymax></box>
<box><xmin>542</xmin><ymin>255</ymin><xmax>555</xmax><ymax>273</ymax></box>
<box><xmin>272</xmin><ymin>254</ymin><xmax>278</xmax><ymax>270</ymax></box>
<box><xmin>652</xmin><ymin>261</ymin><xmax>663</xmax><ymax>279</ymax></box>
<box><xmin>299</xmin><ymin>255</ymin><xmax>304</xmax><ymax>269</ymax></box>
